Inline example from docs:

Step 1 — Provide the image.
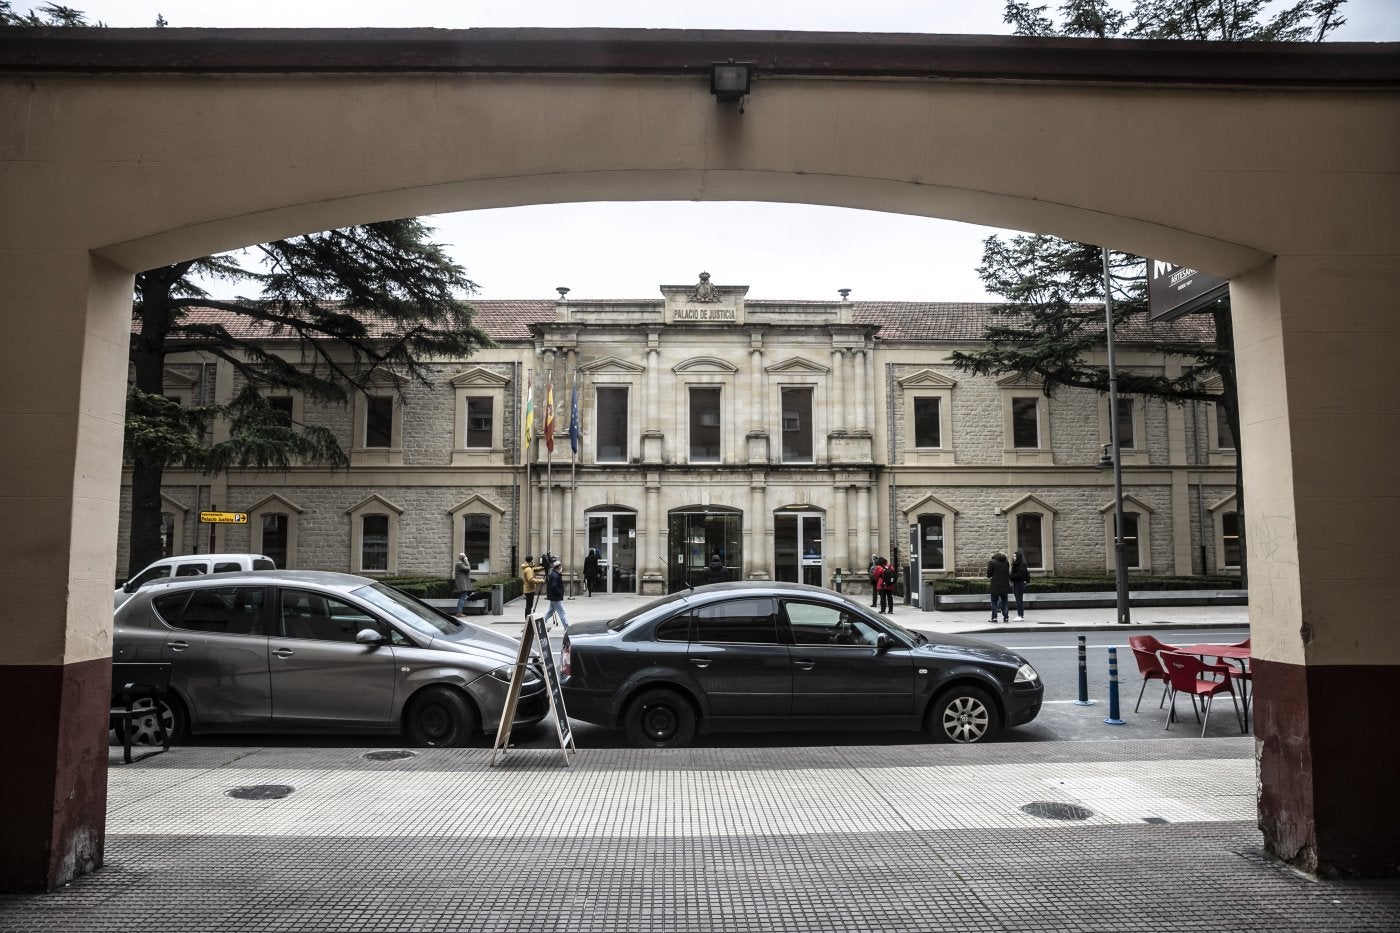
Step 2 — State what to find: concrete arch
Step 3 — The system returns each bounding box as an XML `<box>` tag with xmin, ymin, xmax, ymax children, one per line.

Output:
<box><xmin>3</xmin><ymin>29</ymin><xmax>1398</xmax><ymax>888</ymax></box>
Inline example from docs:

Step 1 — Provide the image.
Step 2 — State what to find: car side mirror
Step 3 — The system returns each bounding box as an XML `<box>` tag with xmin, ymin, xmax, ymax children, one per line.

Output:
<box><xmin>123</xmin><ymin>580</ymin><xmax>138</xmax><ymax>593</ymax></box>
<box><xmin>877</xmin><ymin>633</ymin><xmax>893</xmax><ymax>654</ymax></box>
<box><xmin>355</xmin><ymin>628</ymin><xmax>386</xmax><ymax>646</ymax></box>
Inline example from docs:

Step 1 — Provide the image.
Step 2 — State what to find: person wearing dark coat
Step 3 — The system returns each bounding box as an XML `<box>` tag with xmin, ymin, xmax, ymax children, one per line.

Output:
<box><xmin>703</xmin><ymin>554</ymin><xmax>728</xmax><ymax>584</ymax></box>
<box><xmin>452</xmin><ymin>553</ymin><xmax>473</xmax><ymax>616</ymax></box>
<box><xmin>987</xmin><ymin>552</ymin><xmax>1011</xmax><ymax>623</ymax></box>
<box><xmin>1009</xmin><ymin>550</ymin><xmax>1031</xmax><ymax>621</ymax></box>
<box><xmin>868</xmin><ymin>555</ymin><xmax>883</xmax><ymax>607</ymax></box>
<box><xmin>542</xmin><ymin>560</ymin><xmax>569</xmax><ymax>630</ymax></box>
<box><xmin>583</xmin><ymin>548</ymin><xmax>601</xmax><ymax>596</ymax></box>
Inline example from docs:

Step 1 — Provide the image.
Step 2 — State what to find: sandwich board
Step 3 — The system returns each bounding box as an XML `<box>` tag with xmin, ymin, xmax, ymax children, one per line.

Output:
<box><xmin>490</xmin><ymin>612</ymin><xmax>575</xmax><ymax>766</ymax></box>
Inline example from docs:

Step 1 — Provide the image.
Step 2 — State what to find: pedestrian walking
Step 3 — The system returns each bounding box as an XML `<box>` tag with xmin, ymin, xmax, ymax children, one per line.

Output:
<box><xmin>876</xmin><ymin>558</ymin><xmax>898</xmax><ymax>614</ymax></box>
<box><xmin>541</xmin><ymin>559</ymin><xmax>569</xmax><ymax>630</ymax></box>
<box><xmin>868</xmin><ymin>554</ymin><xmax>883</xmax><ymax>607</ymax></box>
<box><xmin>987</xmin><ymin>551</ymin><xmax>1011</xmax><ymax>623</ymax></box>
<box><xmin>520</xmin><ymin>555</ymin><xmax>541</xmax><ymax>618</ymax></box>
<box><xmin>703</xmin><ymin>553</ymin><xmax>728</xmax><ymax>584</ymax></box>
<box><xmin>1010</xmin><ymin>549</ymin><xmax>1031</xmax><ymax>622</ymax></box>
<box><xmin>584</xmin><ymin>548</ymin><xmax>601</xmax><ymax>597</ymax></box>
<box><xmin>452</xmin><ymin>552</ymin><xmax>473</xmax><ymax>616</ymax></box>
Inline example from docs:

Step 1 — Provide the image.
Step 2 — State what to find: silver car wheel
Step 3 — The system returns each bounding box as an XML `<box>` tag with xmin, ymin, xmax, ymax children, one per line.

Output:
<box><xmin>930</xmin><ymin>686</ymin><xmax>999</xmax><ymax>744</ymax></box>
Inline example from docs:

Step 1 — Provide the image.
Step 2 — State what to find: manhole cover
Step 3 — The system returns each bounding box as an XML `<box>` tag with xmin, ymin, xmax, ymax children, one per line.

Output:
<box><xmin>1021</xmin><ymin>801</ymin><xmax>1093</xmax><ymax>821</ymax></box>
<box><xmin>363</xmin><ymin>749</ymin><xmax>417</xmax><ymax>761</ymax></box>
<box><xmin>226</xmin><ymin>784</ymin><xmax>295</xmax><ymax>800</ymax></box>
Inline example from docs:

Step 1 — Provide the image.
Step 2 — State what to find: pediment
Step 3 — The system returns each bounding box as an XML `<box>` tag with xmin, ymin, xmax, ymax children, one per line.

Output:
<box><xmin>248</xmin><ymin>492</ymin><xmax>305</xmax><ymax>514</ymax></box>
<box><xmin>1001</xmin><ymin>493</ymin><xmax>1057</xmax><ymax>515</ymax></box>
<box><xmin>673</xmin><ymin>356</ymin><xmax>738</xmax><ymax>374</ymax></box>
<box><xmin>898</xmin><ymin>369</ymin><xmax>959</xmax><ymax>388</ymax></box>
<box><xmin>363</xmin><ymin>369</ymin><xmax>408</xmax><ymax>387</ymax></box>
<box><xmin>1208</xmin><ymin>493</ymin><xmax>1238</xmax><ymax>513</ymax></box>
<box><xmin>160</xmin><ymin>493</ymin><xmax>190</xmax><ymax>514</ymax></box>
<box><xmin>161</xmin><ymin>367</ymin><xmax>198</xmax><ymax>388</ymax></box>
<box><xmin>580</xmin><ymin>355</ymin><xmax>646</xmax><ymax>375</ymax></box>
<box><xmin>995</xmin><ymin>372</ymin><xmax>1043</xmax><ymax>390</ymax></box>
<box><xmin>905</xmin><ymin>493</ymin><xmax>959</xmax><ymax>516</ymax></box>
<box><xmin>346</xmin><ymin>493</ymin><xmax>403</xmax><ymax>515</ymax></box>
<box><xmin>765</xmin><ymin>357</ymin><xmax>830</xmax><ymax>375</ymax></box>
<box><xmin>447</xmin><ymin>494</ymin><xmax>506</xmax><ymax>516</ymax></box>
<box><xmin>1098</xmin><ymin>494</ymin><xmax>1155</xmax><ymax>515</ymax></box>
<box><xmin>449</xmin><ymin>367</ymin><xmax>510</xmax><ymax>387</ymax></box>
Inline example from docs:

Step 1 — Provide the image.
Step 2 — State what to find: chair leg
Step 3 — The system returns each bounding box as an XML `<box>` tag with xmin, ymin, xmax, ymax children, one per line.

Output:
<box><xmin>1158</xmin><ymin>681</ymin><xmax>1170</xmax><ymax>709</ymax></box>
<box><xmin>1135</xmin><ymin>678</ymin><xmax>1150</xmax><ymax>713</ymax></box>
<box><xmin>1200</xmin><ymin>694</ymin><xmax>1212</xmax><ymax>737</ymax></box>
<box><xmin>1164</xmin><ymin>688</ymin><xmax>1176</xmax><ymax>731</ymax></box>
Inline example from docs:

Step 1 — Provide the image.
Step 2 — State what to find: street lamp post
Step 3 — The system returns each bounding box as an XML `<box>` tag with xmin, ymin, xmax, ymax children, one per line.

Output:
<box><xmin>1101</xmin><ymin>246</ymin><xmax>1132</xmax><ymax>625</ymax></box>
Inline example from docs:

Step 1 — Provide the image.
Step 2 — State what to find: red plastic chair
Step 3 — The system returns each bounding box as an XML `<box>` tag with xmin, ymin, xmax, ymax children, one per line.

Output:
<box><xmin>1127</xmin><ymin>646</ymin><xmax>1171</xmax><ymax>713</ymax></box>
<box><xmin>1127</xmin><ymin>634</ymin><xmax>1180</xmax><ymax>655</ymax></box>
<box><xmin>1159</xmin><ymin>651</ymin><xmax>1244</xmax><ymax>736</ymax></box>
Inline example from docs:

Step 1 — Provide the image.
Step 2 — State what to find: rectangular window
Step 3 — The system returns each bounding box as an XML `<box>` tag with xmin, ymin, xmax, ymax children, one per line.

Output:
<box><xmin>690</xmin><ymin>387</ymin><xmax>721</xmax><ymax>463</ymax></box>
<box><xmin>465</xmin><ymin>397</ymin><xmax>493</xmax><ymax>448</ymax></box>
<box><xmin>262</xmin><ymin>513</ymin><xmax>289</xmax><ymax>567</ymax></box>
<box><xmin>914</xmin><ymin>397</ymin><xmax>941</xmax><ymax>448</ymax></box>
<box><xmin>1012</xmin><ymin>397</ymin><xmax>1039</xmax><ymax>448</ymax></box>
<box><xmin>919</xmin><ymin>515</ymin><xmax>945</xmax><ymax>570</ymax></box>
<box><xmin>462</xmin><ymin>515</ymin><xmax>490</xmax><ymax>573</ymax></box>
<box><xmin>361</xmin><ymin>514</ymin><xmax>389</xmax><ymax>572</ymax></box>
<box><xmin>1216</xmin><ymin>403</ymin><xmax>1235</xmax><ymax>450</ymax></box>
<box><xmin>780</xmin><ymin>387</ymin><xmax>813</xmax><ymax>462</ymax></box>
<box><xmin>1016</xmin><ymin>513</ymin><xmax>1044</xmax><ymax>568</ymax></box>
<box><xmin>267</xmin><ymin>396</ymin><xmax>294</xmax><ymax>426</ymax></box>
<box><xmin>1222</xmin><ymin>511</ymin><xmax>1241</xmax><ymax>568</ymax></box>
<box><xmin>365</xmin><ymin>396</ymin><xmax>393</xmax><ymax>448</ymax></box>
<box><xmin>1114</xmin><ymin>513</ymin><xmax>1141</xmax><ymax>570</ymax></box>
<box><xmin>1115</xmin><ymin>396</ymin><xmax>1135</xmax><ymax>449</ymax></box>
<box><xmin>596</xmin><ymin>387</ymin><xmax>629</xmax><ymax>462</ymax></box>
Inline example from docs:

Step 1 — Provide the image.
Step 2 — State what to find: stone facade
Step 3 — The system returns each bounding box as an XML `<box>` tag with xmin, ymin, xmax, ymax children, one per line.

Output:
<box><xmin>119</xmin><ymin>280</ymin><xmax>1240</xmax><ymax>596</ymax></box>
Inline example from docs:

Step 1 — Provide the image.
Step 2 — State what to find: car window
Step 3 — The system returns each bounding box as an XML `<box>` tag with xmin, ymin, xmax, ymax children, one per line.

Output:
<box><xmin>691</xmin><ymin>598</ymin><xmax>779</xmax><ymax>645</ymax></box>
<box><xmin>155</xmin><ymin>585</ymin><xmax>266</xmax><ymax>636</ymax></box>
<box><xmin>354</xmin><ymin>582</ymin><xmax>461</xmax><ymax>639</ymax></box>
<box><xmin>175</xmin><ymin>563</ymin><xmax>208</xmax><ymax>577</ymax></box>
<box><xmin>129</xmin><ymin>564</ymin><xmax>173</xmax><ymax>589</ymax></box>
<box><xmin>653</xmin><ymin>612</ymin><xmax>691</xmax><ymax>642</ymax></box>
<box><xmin>213</xmin><ymin>561</ymin><xmax>241</xmax><ymax>573</ymax></box>
<box><xmin>279</xmin><ymin>588</ymin><xmax>401</xmax><ymax>643</ymax></box>
<box><xmin>785</xmin><ymin>600</ymin><xmax>881</xmax><ymax>647</ymax></box>
<box><xmin>252</xmin><ymin>558</ymin><xmax>275</xmax><ymax>570</ymax></box>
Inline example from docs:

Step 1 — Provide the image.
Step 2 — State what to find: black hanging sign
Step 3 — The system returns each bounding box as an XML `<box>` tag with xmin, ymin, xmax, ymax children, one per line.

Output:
<box><xmin>1147</xmin><ymin>259</ymin><xmax>1229</xmax><ymax>323</ymax></box>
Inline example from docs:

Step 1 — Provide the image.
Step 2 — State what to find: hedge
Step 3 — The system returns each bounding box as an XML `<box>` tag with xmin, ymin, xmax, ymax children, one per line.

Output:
<box><xmin>925</xmin><ymin>574</ymin><xmax>1242</xmax><ymax>596</ymax></box>
<box><xmin>379</xmin><ymin>575</ymin><xmax>524</xmax><ymax>602</ymax></box>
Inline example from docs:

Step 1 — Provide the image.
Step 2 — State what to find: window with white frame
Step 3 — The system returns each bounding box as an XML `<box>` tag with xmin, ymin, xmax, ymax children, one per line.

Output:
<box><xmin>462</xmin><ymin>514</ymin><xmax>491</xmax><ymax>573</ymax></box>
<box><xmin>464</xmin><ymin>397</ymin><xmax>493</xmax><ymax>448</ymax></box>
<box><xmin>1221</xmin><ymin>511</ymin><xmax>1241</xmax><ymax>569</ymax></box>
<box><xmin>261</xmin><ymin>513</ymin><xmax>290</xmax><ymax>567</ymax></box>
<box><xmin>360</xmin><ymin>515</ymin><xmax>389</xmax><ymax>572</ymax></box>
<box><xmin>1113</xmin><ymin>512</ymin><xmax>1142</xmax><ymax>570</ymax></box>
<box><xmin>914</xmin><ymin>397</ymin><xmax>941</xmax><ymax>448</ymax></box>
<box><xmin>690</xmin><ymin>386</ymin><xmax>721</xmax><ymax>463</ymax></box>
<box><xmin>1215</xmin><ymin>403</ymin><xmax>1235</xmax><ymax>450</ymax></box>
<box><xmin>918</xmin><ymin>514</ymin><xmax>946</xmax><ymax>570</ymax></box>
<box><xmin>1011</xmin><ymin>397</ymin><xmax>1040</xmax><ymax>448</ymax></box>
<box><xmin>1114</xmin><ymin>396</ymin><xmax>1136</xmax><ymax>449</ymax></box>
<box><xmin>1016</xmin><ymin>513</ymin><xmax>1044</xmax><ymax>568</ymax></box>
<box><xmin>364</xmin><ymin>396</ymin><xmax>393</xmax><ymax>448</ymax></box>
<box><xmin>780</xmin><ymin>387</ymin><xmax>813</xmax><ymax>463</ymax></box>
<box><xmin>596</xmin><ymin>386</ymin><xmax>629</xmax><ymax>462</ymax></box>
<box><xmin>348</xmin><ymin>495</ymin><xmax>400</xmax><ymax>574</ymax></box>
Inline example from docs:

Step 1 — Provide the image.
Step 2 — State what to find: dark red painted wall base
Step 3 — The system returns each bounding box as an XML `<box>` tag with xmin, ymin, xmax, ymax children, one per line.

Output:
<box><xmin>0</xmin><ymin>658</ymin><xmax>111</xmax><ymax>893</ymax></box>
<box><xmin>1254</xmin><ymin>658</ymin><xmax>1400</xmax><ymax>877</ymax></box>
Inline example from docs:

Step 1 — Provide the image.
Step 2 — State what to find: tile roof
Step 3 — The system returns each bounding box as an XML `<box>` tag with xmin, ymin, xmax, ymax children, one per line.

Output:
<box><xmin>153</xmin><ymin>299</ymin><xmax>1213</xmax><ymax>345</ymax></box>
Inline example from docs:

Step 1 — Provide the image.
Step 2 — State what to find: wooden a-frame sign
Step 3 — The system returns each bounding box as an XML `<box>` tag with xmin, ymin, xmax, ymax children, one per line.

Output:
<box><xmin>491</xmin><ymin>612</ymin><xmax>575</xmax><ymax>766</ymax></box>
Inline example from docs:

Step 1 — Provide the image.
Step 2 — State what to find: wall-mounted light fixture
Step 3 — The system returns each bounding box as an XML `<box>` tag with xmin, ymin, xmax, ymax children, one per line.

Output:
<box><xmin>710</xmin><ymin>60</ymin><xmax>753</xmax><ymax>103</ymax></box>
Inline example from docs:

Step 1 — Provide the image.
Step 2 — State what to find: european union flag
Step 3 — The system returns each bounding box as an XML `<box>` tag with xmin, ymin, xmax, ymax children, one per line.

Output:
<box><xmin>568</xmin><ymin>375</ymin><xmax>581</xmax><ymax>455</ymax></box>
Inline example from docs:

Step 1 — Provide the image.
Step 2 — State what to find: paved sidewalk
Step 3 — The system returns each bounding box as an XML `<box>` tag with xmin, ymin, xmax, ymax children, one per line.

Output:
<box><xmin>451</xmin><ymin>591</ymin><xmax>1250</xmax><ymax>637</ymax></box>
<box><xmin>3</xmin><ymin>737</ymin><xmax>1396</xmax><ymax>932</ymax></box>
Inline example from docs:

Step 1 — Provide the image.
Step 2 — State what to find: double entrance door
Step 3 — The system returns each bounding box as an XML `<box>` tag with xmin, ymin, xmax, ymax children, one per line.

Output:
<box><xmin>586</xmin><ymin>511</ymin><xmax>637</xmax><ymax>594</ymax></box>
<box><xmin>774</xmin><ymin>511</ymin><xmax>824</xmax><ymax>587</ymax></box>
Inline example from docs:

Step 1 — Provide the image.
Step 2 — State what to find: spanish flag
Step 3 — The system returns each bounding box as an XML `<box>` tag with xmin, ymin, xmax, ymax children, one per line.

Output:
<box><xmin>544</xmin><ymin>382</ymin><xmax>556</xmax><ymax>454</ymax></box>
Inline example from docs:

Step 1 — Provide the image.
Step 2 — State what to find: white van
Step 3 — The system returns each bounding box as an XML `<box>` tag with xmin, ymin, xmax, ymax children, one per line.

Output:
<box><xmin>114</xmin><ymin>553</ymin><xmax>275</xmax><ymax>609</ymax></box>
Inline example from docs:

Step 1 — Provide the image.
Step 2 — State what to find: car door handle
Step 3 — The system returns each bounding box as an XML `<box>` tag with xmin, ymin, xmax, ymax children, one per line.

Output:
<box><xmin>690</xmin><ymin>658</ymin><xmax>711</xmax><ymax>669</ymax></box>
<box><xmin>274</xmin><ymin>648</ymin><xmax>294</xmax><ymax>658</ymax></box>
<box><xmin>167</xmin><ymin>640</ymin><xmax>188</xmax><ymax>651</ymax></box>
<box><xmin>793</xmin><ymin>660</ymin><xmax>815</xmax><ymax>670</ymax></box>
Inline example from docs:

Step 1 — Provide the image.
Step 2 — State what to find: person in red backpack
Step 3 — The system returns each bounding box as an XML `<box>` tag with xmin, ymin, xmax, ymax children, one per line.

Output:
<box><xmin>875</xmin><ymin>558</ymin><xmax>897</xmax><ymax>614</ymax></box>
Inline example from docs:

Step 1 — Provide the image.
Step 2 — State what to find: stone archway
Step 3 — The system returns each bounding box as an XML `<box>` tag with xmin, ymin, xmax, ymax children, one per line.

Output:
<box><xmin>2</xmin><ymin>29</ymin><xmax>1397</xmax><ymax>887</ymax></box>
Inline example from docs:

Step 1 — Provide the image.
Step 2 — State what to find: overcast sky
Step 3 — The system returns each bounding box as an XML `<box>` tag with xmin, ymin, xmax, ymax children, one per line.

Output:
<box><xmin>26</xmin><ymin>1</ymin><xmax>1399</xmax><ymax>302</ymax></box>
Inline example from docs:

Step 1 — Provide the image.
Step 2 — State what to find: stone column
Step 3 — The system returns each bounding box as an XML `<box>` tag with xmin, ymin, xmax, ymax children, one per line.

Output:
<box><xmin>830</xmin><ymin>348</ymin><xmax>846</xmax><ymax>433</ymax></box>
<box><xmin>2</xmin><ymin>252</ymin><xmax>132</xmax><ymax>892</ymax></box>
<box><xmin>854</xmin><ymin>349</ymin><xmax>869</xmax><ymax>434</ymax></box>
<box><xmin>832</xmin><ymin>484</ymin><xmax>849</xmax><ymax>584</ymax></box>
<box><xmin>642</xmin><ymin>474</ymin><xmax>663</xmax><ymax>594</ymax></box>
<box><xmin>1234</xmin><ymin>256</ymin><xmax>1400</xmax><ymax>877</ymax></box>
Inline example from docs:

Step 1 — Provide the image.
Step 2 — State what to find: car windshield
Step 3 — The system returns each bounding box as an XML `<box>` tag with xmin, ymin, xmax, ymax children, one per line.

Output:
<box><xmin>354</xmin><ymin>583</ymin><xmax>464</xmax><ymax>638</ymax></box>
<box><xmin>607</xmin><ymin>590</ymin><xmax>693</xmax><ymax>632</ymax></box>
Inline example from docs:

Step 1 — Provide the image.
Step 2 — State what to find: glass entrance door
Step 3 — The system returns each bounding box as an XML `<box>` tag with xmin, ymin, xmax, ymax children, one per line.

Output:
<box><xmin>666</xmin><ymin>509</ymin><xmax>743</xmax><ymax>592</ymax></box>
<box><xmin>586</xmin><ymin>511</ymin><xmax>637</xmax><ymax>594</ymax></box>
<box><xmin>774</xmin><ymin>511</ymin><xmax>824</xmax><ymax>586</ymax></box>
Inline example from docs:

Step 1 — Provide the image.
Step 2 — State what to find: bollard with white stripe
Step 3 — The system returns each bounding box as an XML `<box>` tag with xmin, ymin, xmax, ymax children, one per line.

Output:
<box><xmin>1103</xmin><ymin>646</ymin><xmax>1126</xmax><ymax>725</ymax></box>
<box><xmin>1074</xmin><ymin>634</ymin><xmax>1094</xmax><ymax>705</ymax></box>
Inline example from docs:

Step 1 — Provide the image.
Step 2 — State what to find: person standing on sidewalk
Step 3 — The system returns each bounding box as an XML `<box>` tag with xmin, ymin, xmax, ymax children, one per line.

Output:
<box><xmin>987</xmin><ymin>551</ymin><xmax>1011</xmax><ymax>623</ymax></box>
<box><xmin>541</xmin><ymin>559</ymin><xmax>569</xmax><ymax>631</ymax></box>
<box><xmin>1009</xmin><ymin>549</ymin><xmax>1031</xmax><ymax>622</ymax></box>
<box><xmin>520</xmin><ymin>555</ymin><xmax>541</xmax><ymax>618</ymax></box>
<box><xmin>868</xmin><ymin>555</ymin><xmax>883</xmax><ymax>607</ymax></box>
<box><xmin>876</xmin><ymin>559</ymin><xmax>897</xmax><ymax>614</ymax></box>
<box><xmin>453</xmin><ymin>552</ymin><xmax>473</xmax><ymax>617</ymax></box>
<box><xmin>583</xmin><ymin>548</ymin><xmax>601</xmax><ymax>596</ymax></box>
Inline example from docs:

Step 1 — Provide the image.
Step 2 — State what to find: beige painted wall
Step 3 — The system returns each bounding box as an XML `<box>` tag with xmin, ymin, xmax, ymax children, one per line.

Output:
<box><xmin>2</xmin><ymin>57</ymin><xmax>1398</xmax><ymax>670</ymax></box>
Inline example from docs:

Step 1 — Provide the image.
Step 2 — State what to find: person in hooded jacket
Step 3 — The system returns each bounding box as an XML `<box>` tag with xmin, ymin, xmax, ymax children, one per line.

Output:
<box><xmin>453</xmin><ymin>552</ymin><xmax>473</xmax><ymax>616</ymax></box>
<box><xmin>542</xmin><ymin>560</ymin><xmax>569</xmax><ymax>630</ymax></box>
<box><xmin>583</xmin><ymin>548</ymin><xmax>601</xmax><ymax>596</ymax></box>
<box><xmin>703</xmin><ymin>553</ymin><xmax>727</xmax><ymax>584</ymax></box>
<box><xmin>986</xmin><ymin>551</ymin><xmax>1011</xmax><ymax>623</ymax></box>
<box><xmin>1009</xmin><ymin>549</ymin><xmax>1031</xmax><ymax>622</ymax></box>
<box><xmin>520</xmin><ymin>555</ymin><xmax>541</xmax><ymax>618</ymax></box>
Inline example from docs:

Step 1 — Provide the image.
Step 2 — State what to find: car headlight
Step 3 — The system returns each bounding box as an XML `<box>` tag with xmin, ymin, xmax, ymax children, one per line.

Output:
<box><xmin>490</xmin><ymin>664</ymin><xmax>542</xmax><ymax>686</ymax></box>
<box><xmin>1014</xmin><ymin>662</ymin><xmax>1039</xmax><ymax>684</ymax></box>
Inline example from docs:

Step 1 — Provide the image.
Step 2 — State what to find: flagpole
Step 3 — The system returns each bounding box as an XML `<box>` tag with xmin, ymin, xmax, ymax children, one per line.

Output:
<box><xmin>545</xmin><ymin>369</ymin><xmax>554</xmax><ymax>563</ymax></box>
<box><xmin>521</xmin><ymin>367</ymin><xmax>534</xmax><ymax>569</ymax></box>
<box><xmin>569</xmin><ymin>368</ymin><xmax>579</xmax><ymax>596</ymax></box>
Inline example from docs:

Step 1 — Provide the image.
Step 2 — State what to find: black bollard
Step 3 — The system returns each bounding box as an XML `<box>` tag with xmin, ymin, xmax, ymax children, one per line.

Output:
<box><xmin>1074</xmin><ymin>635</ymin><xmax>1094</xmax><ymax>705</ymax></box>
<box><xmin>1104</xmin><ymin>646</ymin><xmax>1125</xmax><ymax>725</ymax></box>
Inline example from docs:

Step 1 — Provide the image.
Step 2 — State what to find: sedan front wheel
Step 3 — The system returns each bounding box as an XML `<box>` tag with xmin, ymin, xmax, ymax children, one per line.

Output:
<box><xmin>928</xmin><ymin>685</ymin><xmax>1001</xmax><ymax>744</ymax></box>
<box><xmin>404</xmin><ymin>686</ymin><xmax>478</xmax><ymax>747</ymax></box>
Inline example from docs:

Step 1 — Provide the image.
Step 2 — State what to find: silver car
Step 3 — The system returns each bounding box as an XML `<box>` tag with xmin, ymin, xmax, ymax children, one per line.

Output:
<box><xmin>112</xmin><ymin>570</ymin><xmax>547</xmax><ymax>746</ymax></box>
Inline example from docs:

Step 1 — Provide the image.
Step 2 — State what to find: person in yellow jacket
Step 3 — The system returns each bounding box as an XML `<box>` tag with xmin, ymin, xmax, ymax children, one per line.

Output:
<box><xmin>520</xmin><ymin>556</ymin><xmax>542</xmax><ymax>619</ymax></box>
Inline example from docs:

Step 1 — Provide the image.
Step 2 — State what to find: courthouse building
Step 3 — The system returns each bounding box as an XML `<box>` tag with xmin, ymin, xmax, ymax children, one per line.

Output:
<box><xmin>121</xmin><ymin>275</ymin><xmax>1240</xmax><ymax>599</ymax></box>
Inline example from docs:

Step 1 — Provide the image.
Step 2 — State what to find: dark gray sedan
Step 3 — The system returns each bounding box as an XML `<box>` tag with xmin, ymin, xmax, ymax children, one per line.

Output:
<box><xmin>112</xmin><ymin>570</ymin><xmax>547</xmax><ymax>746</ymax></box>
<box><xmin>561</xmin><ymin>581</ymin><xmax>1042</xmax><ymax>747</ymax></box>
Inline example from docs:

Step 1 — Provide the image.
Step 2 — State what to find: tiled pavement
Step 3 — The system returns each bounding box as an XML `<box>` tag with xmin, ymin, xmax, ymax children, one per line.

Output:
<box><xmin>3</xmin><ymin>737</ymin><xmax>1398</xmax><ymax>932</ymax></box>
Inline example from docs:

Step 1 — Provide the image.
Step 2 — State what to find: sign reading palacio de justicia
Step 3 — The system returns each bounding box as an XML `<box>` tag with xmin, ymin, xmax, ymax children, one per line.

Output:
<box><xmin>674</xmin><ymin>306</ymin><xmax>737</xmax><ymax>321</ymax></box>
<box><xmin>664</xmin><ymin>271</ymin><xmax>744</xmax><ymax>323</ymax></box>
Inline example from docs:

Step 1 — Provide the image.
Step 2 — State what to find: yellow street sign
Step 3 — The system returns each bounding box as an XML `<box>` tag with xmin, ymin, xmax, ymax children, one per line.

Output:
<box><xmin>199</xmin><ymin>511</ymin><xmax>249</xmax><ymax>524</ymax></box>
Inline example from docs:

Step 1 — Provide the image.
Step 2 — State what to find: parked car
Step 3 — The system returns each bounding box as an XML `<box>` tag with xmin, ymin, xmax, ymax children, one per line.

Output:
<box><xmin>561</xmin><ymin>581</ymin><xmax>1042</xmax><ymax>747</ymax></box>
<box><xmin>114</xmin><ymin>553</ymin><xmax>276</xmax><ymax>609</ymax></box>
<box><xmin>112</xmin><ymin>570</ymin><xmax>548</xmax><ymax>746</ymax></box>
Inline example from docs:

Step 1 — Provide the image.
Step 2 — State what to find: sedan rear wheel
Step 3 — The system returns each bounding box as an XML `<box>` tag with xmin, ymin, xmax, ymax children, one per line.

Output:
<box><xmin>624</xmin><ymin>688</ymin><xmax>696</xmax><ymax>748</ymax></box>
<box><xmin>404</xmin><ymin>686</ymin><xmax>478</xmax><ymax>747</ymax></box>
<box><xmin>928</xmin><ymin>685</ymin><xmax>1000</xmax><ymax>744</ymax></box>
